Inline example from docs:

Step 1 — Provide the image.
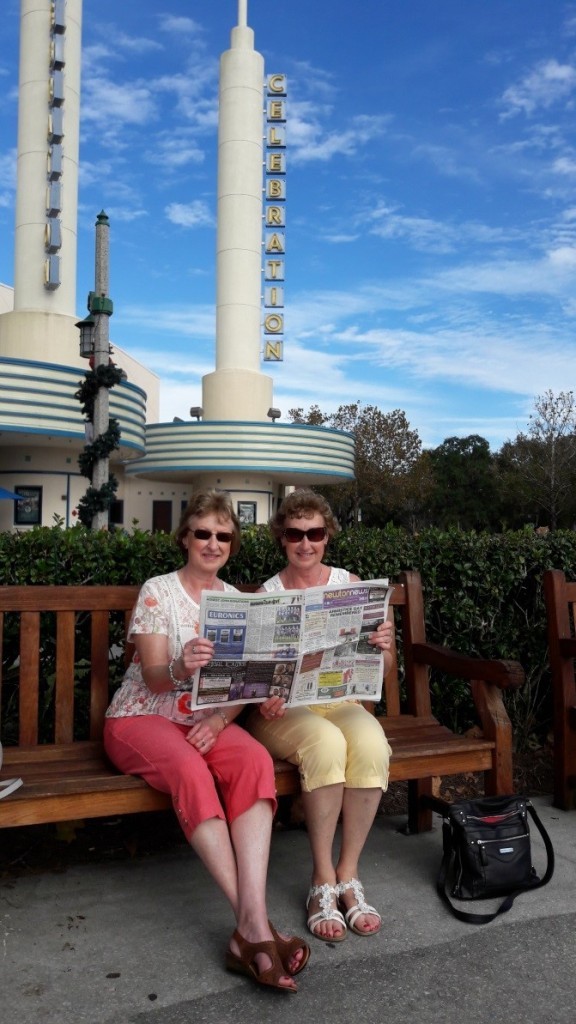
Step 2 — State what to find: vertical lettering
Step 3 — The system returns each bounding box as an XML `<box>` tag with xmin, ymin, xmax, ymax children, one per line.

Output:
<box><xmin>264</xmin><ymin>340</ymin><xmax>284</xmax><ymax>361</ymax></box>
<box><xmin>264</xmin><ymin>260</ymin><xmax>284</xmax><ymax>280</ymax></box>
<box><xmin>267</xmin><ymin>74</ymin><xmax>287</xmax><ymax>95</ymax></box>
<box><xmin>265</xmin><ymin>233</ymin><xmax>285</xmax><ymax>254</ymax></box>
<box><xmin>264</xmin><ymin>313</ymin><xmax>284</xmax><ymax>334</ymax></box>
<box><xmin>266</xmin><ymin>206</ymin><xmax>284</xmax><ymax>226</ymax></box>
<box><xmin>263</xmin><ymin>75</ymin><xmax>287</xmax><ymax>362</ymax></box>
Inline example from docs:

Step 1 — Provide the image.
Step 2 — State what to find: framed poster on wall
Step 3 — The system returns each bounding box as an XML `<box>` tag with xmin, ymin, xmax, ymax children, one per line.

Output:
<box><xmin>14</xmin><ymin>486</ymin><xmax>42</xmax><ymax>525</ymax></box>
<box><xmin>237</xmin><ymin>501</ymin><xmax>257</xmax><ymax>526</ymax></box>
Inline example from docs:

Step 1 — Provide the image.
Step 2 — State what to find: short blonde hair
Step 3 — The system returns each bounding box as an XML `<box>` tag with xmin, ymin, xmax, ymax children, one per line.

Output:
<box><xmin>175</xmin><ymin>489</ymin><xmax>241</xmax><ymax>556</ymax></box>
<box><xmin>269</xmin><ymin>488</ymin><xmax>340</xmax><ymax>549</ymax></box>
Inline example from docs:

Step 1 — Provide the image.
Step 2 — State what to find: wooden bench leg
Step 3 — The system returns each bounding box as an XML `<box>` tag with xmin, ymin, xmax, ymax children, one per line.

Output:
<box><xmin>401</xmin><ymin>778</ymin><xmax>433</xmax><ymax>834</ymax></box>
<box><xmin>471</xmin><ymin>679</ymin><xmax>514</xmax><ymax>796</ymax></box>
<box><xmin>554</xmin><ymin>706</ymin><xmax>576</xmax><ymax>810</ymax></box>
<box><xmin>480</xmin><ymin>736</ymin><xmax>513</xmax><ymax>796</ymax></box>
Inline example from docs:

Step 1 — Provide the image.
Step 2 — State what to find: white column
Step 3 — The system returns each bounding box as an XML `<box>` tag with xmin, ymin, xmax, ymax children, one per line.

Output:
<box><xmin>14</xmin><ymin>0</ymin><xmax>82</xmax><ymax>315</ymax></box>
<box><xmin>202</xmin><ymin>15</ymin><xmax>273</xmax><ymax>421</ymax></box>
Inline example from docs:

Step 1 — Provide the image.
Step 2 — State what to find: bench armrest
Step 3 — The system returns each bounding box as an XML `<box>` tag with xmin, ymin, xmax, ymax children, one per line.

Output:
<box><xmin>411</xmin><ymin>641</ymin><xmax>525</xmax><ymax>691</ymax></box>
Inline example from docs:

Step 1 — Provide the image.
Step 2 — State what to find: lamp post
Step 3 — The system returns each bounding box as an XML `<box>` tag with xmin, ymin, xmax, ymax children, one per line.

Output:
<box><xmin>91</xmin><ymin>212</ymin><xmax>113</xmax><ymax>530</ymax></box>
<box><xmin>75</xmin><ymin>212</ymin><xmax>115</xmax><ymax>530</ymax></box>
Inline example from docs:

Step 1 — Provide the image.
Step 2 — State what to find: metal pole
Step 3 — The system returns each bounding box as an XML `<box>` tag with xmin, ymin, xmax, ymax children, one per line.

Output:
<box><xmin>91</xmin><ymin>211</ymin><xmax>111</xmax><ymax>530</ymax></box>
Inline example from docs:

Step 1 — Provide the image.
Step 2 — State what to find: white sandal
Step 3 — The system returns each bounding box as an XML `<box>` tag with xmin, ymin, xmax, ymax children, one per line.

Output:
<box><xmin>337</xmin><ymin>878</ymin><xmax>381</xmax><ymax>936</ymax></box>
<box><xmin>306</xmin><ymin>883</ymin><xmax>347</xmax><ymax>942</ymax></box>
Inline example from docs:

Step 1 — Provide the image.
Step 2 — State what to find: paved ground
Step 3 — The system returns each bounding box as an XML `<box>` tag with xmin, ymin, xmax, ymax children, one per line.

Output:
<box><xmin>1</xmin><ymin>796</ymin><xmax>574</xmax><ymax>1024</ymax></box>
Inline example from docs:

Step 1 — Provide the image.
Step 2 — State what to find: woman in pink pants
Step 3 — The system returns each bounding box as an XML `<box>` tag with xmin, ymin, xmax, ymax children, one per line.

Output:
<box><xmin>104</xmin><ymin>489</ymin><xmax>309</xmax><ymax>993</ymax></box>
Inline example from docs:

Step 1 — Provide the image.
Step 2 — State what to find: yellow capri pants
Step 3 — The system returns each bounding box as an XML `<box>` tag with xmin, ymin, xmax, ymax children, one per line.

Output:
<box><xmin>247</xmin><ymin>700</ymin><xmax>392</xmax><ymax>793</ymax></box>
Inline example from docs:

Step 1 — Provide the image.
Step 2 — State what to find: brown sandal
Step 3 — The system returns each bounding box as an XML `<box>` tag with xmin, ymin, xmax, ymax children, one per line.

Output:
<box><xmin>268</xmin><ymin>921</ymin><xmax>311</xmax><ymax>975</ymax></box>
<box><xmin>225</xmin><ymin>929</ymin><xmax>298</xmax><ymax>992</ymax></box>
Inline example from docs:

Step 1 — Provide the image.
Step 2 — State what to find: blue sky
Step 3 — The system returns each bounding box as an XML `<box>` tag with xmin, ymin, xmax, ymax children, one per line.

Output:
<box><xmin>2</xmin><ymin>0</ymin><xmax>576</xmax><ymax>450</ymax></box>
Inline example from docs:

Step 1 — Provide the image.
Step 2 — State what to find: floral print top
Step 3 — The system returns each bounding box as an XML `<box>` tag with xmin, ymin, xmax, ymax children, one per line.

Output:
<box><xmin>105</xmin><ymin>571</ymin><xmax>238</xmax><ymax>725</ymax></box>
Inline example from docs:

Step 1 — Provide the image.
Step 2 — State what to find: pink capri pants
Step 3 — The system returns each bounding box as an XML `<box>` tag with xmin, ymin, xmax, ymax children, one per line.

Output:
<box><xmin>247</xmin><ymin>700</ymin><xmax>391</xmax><ymax>793</ymax></box>
<box><xmin>104</xmin><ymin>716</ymin><xmax>277</xmax><ymax>843</ymax></box>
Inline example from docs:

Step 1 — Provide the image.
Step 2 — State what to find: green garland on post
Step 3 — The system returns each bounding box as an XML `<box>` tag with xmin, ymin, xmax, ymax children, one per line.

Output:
<box><xmin>75</xmin><ymin>364</ymin><xmax>124</xmax><ymax>528</ymax></box>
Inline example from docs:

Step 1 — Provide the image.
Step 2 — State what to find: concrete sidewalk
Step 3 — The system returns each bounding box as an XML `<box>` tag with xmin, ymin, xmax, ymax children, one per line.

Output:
<box><xmin>1</xmin><ymin>796</ymin><xmax>574</xmax><ymax>1024</ymax></box>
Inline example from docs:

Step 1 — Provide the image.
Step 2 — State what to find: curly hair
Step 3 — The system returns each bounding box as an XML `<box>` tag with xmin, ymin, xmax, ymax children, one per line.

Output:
<box><xmin>174</xmin><ymin>489</ymin><xmax>241</xmax><ymax>556</ymax></box>
<box><xmin>269</xmin><ymin>488</ymin><xmax>341</xmax><ymax>549</ymax></box>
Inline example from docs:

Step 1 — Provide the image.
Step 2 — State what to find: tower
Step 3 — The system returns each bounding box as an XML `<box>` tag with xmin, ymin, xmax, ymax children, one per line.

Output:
<box><xmin>202</xmin><ymin>0</ymin><xmax>274</xmax><ymax>421</ymax></box>
<box><xmin>2</xmin><ymin>0</ymin><xmax>82</xmax><ymax>362</ymax></box>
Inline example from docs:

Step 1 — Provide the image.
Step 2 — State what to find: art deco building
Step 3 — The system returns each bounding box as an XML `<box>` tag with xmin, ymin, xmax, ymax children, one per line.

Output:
<box><xmin>0</xmin><ymin>0</ymin><xmax>354</xmax><ymax>533</ymax></box>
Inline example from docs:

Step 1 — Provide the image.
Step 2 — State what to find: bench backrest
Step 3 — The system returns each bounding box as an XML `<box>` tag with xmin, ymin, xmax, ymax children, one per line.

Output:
<box><xmin>0</xmin><ymin>575</ymin><xmax>417</xmax><ymax>748</ymax></box>
<box><xmin>0</xmin><ymin>586</ymin><xmax>140</xmax><ymax>746</ymax></box>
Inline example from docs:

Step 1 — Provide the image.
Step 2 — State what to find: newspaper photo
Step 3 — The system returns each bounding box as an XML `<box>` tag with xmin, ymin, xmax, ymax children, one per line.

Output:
<box><xmin>186</xmin><ymin>578</ymin><xmax>393</xmax><ymax>710</ymax></box>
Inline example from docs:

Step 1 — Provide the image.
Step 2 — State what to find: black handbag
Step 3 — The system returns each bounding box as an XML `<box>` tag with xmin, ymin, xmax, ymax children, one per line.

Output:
<box><xmin>423</xmin><ymin>794</ymin><xmax>555</xmax><ymax>924</ymax></box>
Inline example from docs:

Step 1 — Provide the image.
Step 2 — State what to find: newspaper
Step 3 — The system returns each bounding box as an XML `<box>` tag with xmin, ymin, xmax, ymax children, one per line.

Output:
<box><xmin>187</xmin><ymin>578</ymin><xmax>393</xmax><ymax>709</ymax></box>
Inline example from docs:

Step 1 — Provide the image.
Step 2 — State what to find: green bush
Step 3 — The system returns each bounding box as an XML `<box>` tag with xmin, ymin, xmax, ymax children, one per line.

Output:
<box><xmin>2</xmin><ymin>523</ymin><xmax>575</xmax><ymax>749</ymax></box>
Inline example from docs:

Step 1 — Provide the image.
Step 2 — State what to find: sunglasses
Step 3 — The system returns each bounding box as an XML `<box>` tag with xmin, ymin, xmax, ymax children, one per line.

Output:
<box><xmin>189</xmin><ymin>528</ymin><xmax>234</xmax><ymax>543</ymax></box>
<box><xmin>283</xmin><ymin>527</ymin><xmax>327</xmax><ymax>543</ymax></box>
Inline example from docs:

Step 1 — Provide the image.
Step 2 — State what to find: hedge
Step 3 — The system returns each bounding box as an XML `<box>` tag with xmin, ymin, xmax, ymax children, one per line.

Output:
<box><xmin>1</xmin><ymin>523</ymin><xmax>575</xmax><ymax>749</ymax></box>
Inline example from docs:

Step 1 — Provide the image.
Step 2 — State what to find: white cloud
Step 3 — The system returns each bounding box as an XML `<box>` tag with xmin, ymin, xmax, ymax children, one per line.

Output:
<box><xmin>117</xmin><ymin>304</ymin><xmax>215</xmax><ymax>341</ymax></box>
<box><xmin>500</xmin><ymin>59</ymin><xmax>576</xmax><ymax>118</ymax></box>
<box><xmin>286</xmin><ymin>92</ymin><xmax>389</xmax><ymax>165</ymax></box>
<box><xmin>160</xmin><ymin>16</ymin><xmax>204</xmax><ymax>38</ymax></box>
<box><xmin>552</xmin><ymin>156</ymin><xmax>576</xmax><ymax>175</ymax></box>
<box><xmin>359</xmin><ymin>203</ymin><xmax>511</xmax><ymax>255</ymax></box>
<box><xmin>290</xmin><ymin>60</ymin><xmax>336</xmax><ymax>100</ymax></box>
<box><xmin>365</xmin><ymin>203</ymin><xmax>457</xmax><ymax>253</ymax></box>
<box><xmin>145</xmin><ymin>132</ymin><xmax>205</xmax><ymax>169</ymax></box>
<box><xmin>411</xmin><ymin>142</ymin><xmax>482</xmax><ymax>183</ymax></box>
<box><xmin>112</xmin><ymin>32</ymin><xmax>163</xmax><ymax>55</ymax></box>
<box><xmin>0</xmin><ymin>149</ymin><xmax>16</xmax><ymax>190</ymax></box>
<box><xmin>165</xmin><ymin>201</ymin><xmax>214</xmax><ymax>228</ymax></box>
<box><xmin>431</xmin><ymin>247</ymin><xmax>576</xmax><ymax>298</ymax></box>
<box><xmin>82</xmin><ymin>78</ymin><xmax>157</xmax><ymax>128</ymax></box>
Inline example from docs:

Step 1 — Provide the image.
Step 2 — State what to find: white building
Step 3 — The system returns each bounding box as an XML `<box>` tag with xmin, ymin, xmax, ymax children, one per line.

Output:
<box><xmin>0</xmin><ymin>0</ymin><xmax>354</xmax><ymax>533</ymax></box>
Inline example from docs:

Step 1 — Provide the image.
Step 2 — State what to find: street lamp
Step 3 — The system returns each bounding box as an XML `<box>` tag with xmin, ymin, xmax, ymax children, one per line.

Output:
<box><xmin>76</xmin><ymin>313</ymin><xmax>95</xmax><ymax>358</ymax></box>
<box><xmin>267</xmin><ymin>407</ymin><xmax>281</xmax><ymax>422</ymax></box>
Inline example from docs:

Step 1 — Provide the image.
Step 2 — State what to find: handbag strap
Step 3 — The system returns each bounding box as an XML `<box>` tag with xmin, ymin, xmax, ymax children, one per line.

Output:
<box><xmin>0</xmin><ymin>777</ymin><xmax>23</xmax><ymax>800</ymax></box>
<box><xmin>426</xmin><ymin>796</ymin><xmax>555</xmax><ymax>925</ymax></box>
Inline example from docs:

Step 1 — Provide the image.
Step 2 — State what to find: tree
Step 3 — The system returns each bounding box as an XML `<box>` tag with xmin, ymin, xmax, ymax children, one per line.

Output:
<box><xmin>499</xmin><ymin>390</ymin><xmax>576</xmax><ymax>529</ymax></box>
<box><xmin>287</xmin><ymin>404</ymin><xmax>328</xmax><ymax>426</ymax></box>
<box><xmin>288</xmin><ymin>402</ymin><xmax>425</xmax><ymax>527</ymax></box>
<box><xmin>427</xmin><ymin>435</ymin><xmax>501</xmax><ymax>531</ymax></box>
<box><xmin>526</xmin><ymin>390</ymin><xmax>576</xmax><ymax>529</ymax></box>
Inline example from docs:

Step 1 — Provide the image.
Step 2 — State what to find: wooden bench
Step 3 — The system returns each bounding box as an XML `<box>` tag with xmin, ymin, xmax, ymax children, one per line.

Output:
<box><xmin>543</xmin><ymin>568</ymin><xmax>576</xmax><ymax>810</ymax></box>
<box><xmin>0</xmin><ymin>571</ymin><xmax>525</xmax><ymax>835</ymax></box>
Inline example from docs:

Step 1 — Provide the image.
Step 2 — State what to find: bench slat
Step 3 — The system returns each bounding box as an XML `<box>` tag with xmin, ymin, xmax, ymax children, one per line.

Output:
<box><xmin>90</xmin><ymin>610</ymin><xmax>113</xmax><ymax>739</ymax></box>
<box><xmin>55</xmin><ymin>611</ymin><xmax>75</xmax><ymax>744</ymax></box>
<box><xmin>19</xmin><ymin>612</ymin><xmax>41</xmax><ymax>745</ymax></box>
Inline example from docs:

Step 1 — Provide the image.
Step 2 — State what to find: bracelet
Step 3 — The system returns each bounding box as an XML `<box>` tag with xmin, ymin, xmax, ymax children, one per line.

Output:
<box><xmin>168</xmin><ymin>658</ymin><xmax>193</xmax><ymax>690</ymax></box>
<box><xmin>212</xmin><ymin>709</ymin><xmax>228</xmax><ymax>729</ymax></box>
